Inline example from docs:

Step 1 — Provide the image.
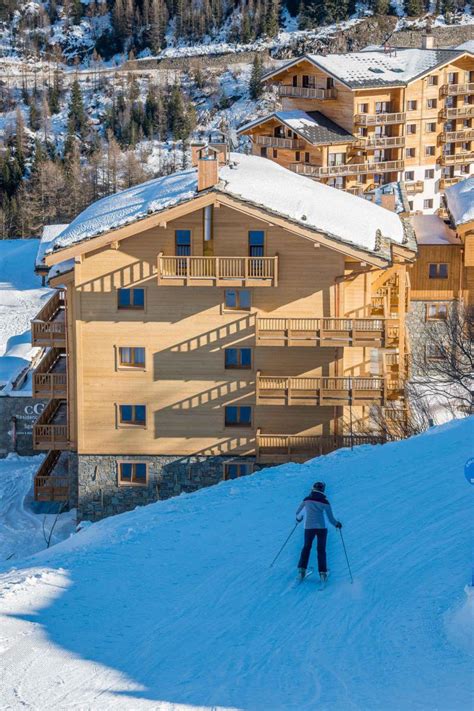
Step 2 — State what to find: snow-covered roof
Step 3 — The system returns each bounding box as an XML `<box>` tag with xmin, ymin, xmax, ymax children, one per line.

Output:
<box><xmin>444</xmin><ymin>177</ymin><xmax>474</xmax><ymax>227</ymax></box>
<box><xmin>456</xmin><ymin>40</ymin><xmax>474</xmax><ymax>53</ymax></box>
<box><xmin>265</xmin><ymin>48</ymin><xmax>469</xmax><ymax>89</ymax></box>
<box><xmin>48</xmin><ymin>153</ymin><xmax>407</xmax><ymax>261</ymax></box>
<box><xmin>238</xmin><ymin>110</ymin><xmax>355</xmax><ymax>145</ymax></box>
<box><xmin>410</xmin><ymin>215</ymin><xmax>460</xmax><ymax>246</ymax></box>
<box><xmin>35</xmin><ymin>224</ymin><xmax>69</xmax><ymax>270</ymax></box>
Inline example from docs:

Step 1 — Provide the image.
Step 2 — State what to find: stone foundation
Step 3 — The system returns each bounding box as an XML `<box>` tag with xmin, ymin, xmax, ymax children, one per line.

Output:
<box><xmin>77</xmin><ymin>454</ymin><xmax>263</xmax><ymax>521</ymax></box>
<box><xmin>406</xmin><ymin>301</ymin><xmax>446</xmax><ymax>377</ymax></box>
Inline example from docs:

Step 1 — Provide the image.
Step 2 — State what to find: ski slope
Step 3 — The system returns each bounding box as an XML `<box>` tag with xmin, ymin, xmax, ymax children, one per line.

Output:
<box><xmin>1</xmin><ymin>419</ymin><xmax>473</xmax><ymax>710</ymax></box>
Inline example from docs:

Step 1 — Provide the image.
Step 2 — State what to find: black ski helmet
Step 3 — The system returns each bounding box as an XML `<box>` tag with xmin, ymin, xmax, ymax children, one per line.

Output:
<box><xmin>312</xmin><ymin>481</ymin><xmax>326</xmax><ymax>492</ymax></box>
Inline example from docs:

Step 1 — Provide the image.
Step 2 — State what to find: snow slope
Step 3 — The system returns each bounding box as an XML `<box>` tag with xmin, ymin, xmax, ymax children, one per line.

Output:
<box><xmin>0</xmin><ymin>240</ymin><xmax>51</xmax><ymax>393</ymax></box>
<box><xmin>0</xmin><ymin>418</ymin><xmax>473</xmax><ymax>710</ymax></box>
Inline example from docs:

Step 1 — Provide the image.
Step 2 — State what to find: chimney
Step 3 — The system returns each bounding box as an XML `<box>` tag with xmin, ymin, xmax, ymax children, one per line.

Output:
<box><xmin>380</xmin><ymin>193</ymin><xmax>396</xmax><ymax>213</ymax></box>
<box><xmin>421</xmin><ymin>32</ymin><xmax>434</xmax><ymax>50</ymax></box>
<box><xmin>196</xmin><ymin>145</ymin><xmax>219</xmax><ymax>192</ymax></box>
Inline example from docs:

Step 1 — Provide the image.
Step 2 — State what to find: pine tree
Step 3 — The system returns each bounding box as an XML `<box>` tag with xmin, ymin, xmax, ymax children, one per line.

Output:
<box><xmin>67</xmin><ymin>78</ymin><xmax>87</xmax><ymax>139</ymax></box>
<box><xmin>249</xmin><ymin>54</ymin><xmax>264</xmax><ymax>100</ymax></box>
<box><xmin>403</xmin><ymin>0</ymin><xmax>424</xmax><ymax>15</ymax></box>
<box><xmin>265</xmin><ymin>0</ymin><xmax>280</xmax><ymax>37</ymax></box>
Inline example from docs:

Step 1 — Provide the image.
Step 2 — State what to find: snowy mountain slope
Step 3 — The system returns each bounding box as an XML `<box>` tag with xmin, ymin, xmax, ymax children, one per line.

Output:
<box><xmin>0</xmin><ymin>418</ymin><xmax>473</xmax><ymax>710</ymax></box>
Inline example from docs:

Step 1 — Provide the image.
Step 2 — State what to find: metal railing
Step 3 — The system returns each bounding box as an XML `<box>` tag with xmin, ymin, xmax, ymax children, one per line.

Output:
<box><xmin>354</xmin><ymin>112</ymin><xmax>406</xmax><ymax>126</ymax></box>
<box><xmin>278</xmin><ymin>85</ymin><xmax>337</xmax><ymax>100</ymax></box>
<box><xmin>157</xmin><ymin>254</ymin><xmax>278</xmax><ymax>286</ymax></box>
<box><xmin>255</xmin><ymin>135</ymin><xmax>305</xmax><ymax>150</ymax></box>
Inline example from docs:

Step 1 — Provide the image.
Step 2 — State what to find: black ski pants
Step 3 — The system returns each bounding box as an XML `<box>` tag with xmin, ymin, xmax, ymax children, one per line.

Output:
<box><xmin>298</xmin><ymin>528</ymin><xmax>328</xmax><ymax>573</ymax></box>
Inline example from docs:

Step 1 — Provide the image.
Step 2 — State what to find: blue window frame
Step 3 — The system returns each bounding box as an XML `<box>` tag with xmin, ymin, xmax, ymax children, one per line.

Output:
<box><xmin>119</xmin><ymin>404</ymin><xmax>146</xmax><ymax>426</ymax></box>
<box><xmin>249</xmin><ymin>230</ymin><xmax>265</xmax><ymax>257</ymax></box>
<box><xmin>224</xmin><ymin>289</ymin><xmax>251</xmax><ymax>311</ymax></box>
<box><xmin>175</xmin><ymin>229</ymin><xmax>191</xmax><ymax>256</ymax></box>
<box><xmin>118</xmin><ymin>288</ymin><xmax>145</xmax><ymax>309</ymax></box>
<box><xmin>225</xmin><ymin>405</ymin><xmax>252</xmax><ymax>427</ymax></box>
<box><xmin>225</xmin><ymin>348</ymin><xmax>252</xmax><ymax>369</ymax></box>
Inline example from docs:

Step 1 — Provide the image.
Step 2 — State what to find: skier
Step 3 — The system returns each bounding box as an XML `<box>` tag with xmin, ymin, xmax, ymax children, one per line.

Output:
<box><xmin>296</xmin><ymin>481</ymin><xmax>342</xmax><ymax>583</ymax></box>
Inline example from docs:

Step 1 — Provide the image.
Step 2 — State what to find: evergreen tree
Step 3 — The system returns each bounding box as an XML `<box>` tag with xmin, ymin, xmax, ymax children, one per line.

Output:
<box><xmin>67</xmin><ymin>79</ymin><xmax>87</xmax><ymax>139</ymax></box>
<box><xmin>249</xmin><ymin>54</ymin><xmax>264</xmax><ymax>100</ymax></box>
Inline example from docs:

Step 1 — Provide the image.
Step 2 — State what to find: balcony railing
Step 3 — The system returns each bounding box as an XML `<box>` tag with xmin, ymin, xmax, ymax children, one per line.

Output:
<box><xmin>354</xmin><ymin>112</ymin><xmax>406</xmax><ymax>126</ymax></box>
<box><xmin>34</xmin><ymin>450</ymin><xmax>70</xmax><ymax>502</ymax></box>
<box><xmin>256</xmin><ymin>373</ymin><xmax>387</xmax><ymax>406</ymax></box>
<box><xmin>256</xmin><ymin>431</ymin><xmax>387</xmax><ymax>463</ymax></box>
<box><xmin>440</xmin><ymin>83</ymin><xmax>474</xmax><ymax>96</ymax></box>
<box><xmin>33</xmin><ymin>348</ymin><xmax>67</xmax><ymax>399</ymax></box>
<box><xmin>33</xmin><ymin>399</ymin><xmax>69</xmax><ymax>451</ymax></box>
<box><xmin>354</xmin><ymin>135</ymin><xmax>405</xmax><ymax>149</ymax></box>
<box><xmin>441</xmin><ymin>106</ymin><xmax>474</xmax><ymax>119</ymax></box>
<box><xmin>440</xmin><ymin>151</ymin><xmax>474</xmax><ymax>166</ymax></box>
<box><xmin>255</xmin><ymin>135</ymin><xmax>305</xmax><ymax>150</ymax></box>
<box><xmin>441</xmin><ymin>129</ymin><xmax>474</xmax><ymax>142</ymax></box>
<box><xmin>439</xmin><ymin>177</ymin><xmax>461</xmax><ymax>189</ymax></box>
<box><xmin>290</xmin><ymin>160</ymin><xmax>404</xmax><ymax>177</ymax></box>
<box><xmin>255</xmin><ymin>317</ymin><xmax>399</xmax><ymax>348</ymax></box>
<box><xmin>157</xmin><ymin>253</ymin><xmax>278</xmax><ymax>287</ymax></box>
<box><xmin>31</xmin><ymin>289</ymin><xmax>66</xmax><ymax>348</ymax></box>
<box><xmin>278</xmin><ymin>85</ymin><xmax>337</xmax><ymax>100</ymax></box>
<box><xmin>405</xmin><ymin>180</ymin><xmax>424</xmax><ymax>195</ymax></box>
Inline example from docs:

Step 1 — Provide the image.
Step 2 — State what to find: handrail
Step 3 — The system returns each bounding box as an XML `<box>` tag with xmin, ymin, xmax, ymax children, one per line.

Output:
<box><xmin>290</xmin><ymin>159</ymin><xmax>404</xmax><ymax>177</ymax></box>
<box><xmin>255</xmin><ymin>135</ymin><xmax>305</xmax><ymax>149</ymax></box>
<box><xmin>33</xmin><ymin>289</ymin><xmax>65</xmax><ymax>323</ymax></box>
<box><xmin>278</xmin><ymin>85</ymin><xmax>337</xmax><ymax>100</ymax></box>
<box><xmin>256</xmin><ymin>375</ymin><xmax>386</xmax><ymax>404</ymax></box>
<box><xmin>354</xmin><ymin>112</ymin><xmax>406</xmax><ymax>125</ymax></box>
<box><xmin>157</xmin><ymin>254</ymin><xmax>278</xmax><ymax>284</ymax></box>
<box><xmin>440</xmin><ymin>82</ymin><xmax>474</xmax><ymax>96</ymax></box>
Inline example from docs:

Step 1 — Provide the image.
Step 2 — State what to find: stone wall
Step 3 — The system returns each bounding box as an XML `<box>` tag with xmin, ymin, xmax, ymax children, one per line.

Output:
<box><xmin>77</xmin><ymin>453</ymin><xmax>263</xmax><ymax>521</ymax></box>
<box><xmin>406</xmin><ymin>300</ymin><xmax>446</xmax><ymax>378</ymax></box>
<box><xmin>0</xmin><ymin>396</ymin><xmax>47</xmax><ymax>457</ymax></box>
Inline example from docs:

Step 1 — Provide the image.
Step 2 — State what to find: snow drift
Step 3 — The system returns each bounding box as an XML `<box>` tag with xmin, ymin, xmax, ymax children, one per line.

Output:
<box><xmin>0</xmin><ymin>418</ymin><xmax>473</xmax><ymax>710</ymax></box>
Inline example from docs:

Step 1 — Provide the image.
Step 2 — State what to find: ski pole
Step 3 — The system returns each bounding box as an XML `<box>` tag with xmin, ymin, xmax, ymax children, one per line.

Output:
<box><xmin>270</xmin><ymin>521</ymin><xmax>300</xmax><ymax>568</ymax></box>
<box><xmin>339</xmin><ymin>528</ymin><xmax>354</xmax><ymax>584</ymax></box>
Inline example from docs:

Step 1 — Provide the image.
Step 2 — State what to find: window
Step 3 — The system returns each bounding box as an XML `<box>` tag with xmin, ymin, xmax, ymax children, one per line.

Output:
<box><xmin>429</xmin><ymin>263</ymin><xmax>448</xmax><ymax>279</ymax></box>
<box><xmin>427</xmin><ymin>75</ymin><xmax>438</xmax><ymax>86</ymax></box>
<box><xmin>225</xmin><ymin>347</ymin><xmax>252</xmax><ymax>369</ymax></box>
<box><xmin>407</xmin><ymin>124</ymin><xmax>417</xmax><ymax>134</ymax></box>
<box><xmin>406</xmin><ymin>147</ymin><xmax>416</xmax><ymax>158</ymax></box>
<box><xmin>223</xmin><ymin>462</ymin><xmax>254</xmax><ymax>480</ymax></box>
<box><xmin>425</xmin><ymin>345</ymin><xmax>443</xmax><ymax>361</ymax></box>
<box><xmin>461</xmin><ymin>164</ymin><xmax>470</xmax><ymax>174</ymax></box>
<box><xmin>425</xmin><ymin>122</ymin><xmax>436</xmax><ymax>133</ymax></box>
<box><xmin>423</xmin><ymin>199</ymin><xmax>433</xmax><ymax>209</ymax></box>
<box><xmin>448</xmin><ymin>72</ymin><xmax>458</xmax><ymax>85</ymax></box>
<box><xmin>224</xmin><ymin>289</ymin><xmax>251</xmax><ymax>311</ymax></box>
<box><xmin>117</xmin><ymin>288</ymin><xmax>145</xmax><ymax>310</ymax></box>
<box><xmin>426</xmin><ymin>98</ymin><xmax>437</xmax><ymax>109</ymax></box>
<box><xmin>118</xmin><ymin>347</ymin><xmax>146</xmax><ymax>369</ymax></box>
<box><xmin>119</xmin><ymin>404</ymin><xmax>146</xmax><ymax>427</ymax></box>
<box><xmin>304</xmin><ymin>151</ymin><xmax>310</xmax><ymax>163</ymax></box>
<box><xmin>272</xmin><ymin>148</ymin><xmax>278</xmax><ymax>158</ymax></box>
<box><xmin>375</xmin><ymin>101</ymin><xmax>390</xmax><ymax>114</ymax></box>
<box><xmin>295</xmin><ymin>151</ymin><xmax>300</xmax><ymax>161</ymax></box>
<box><xmin>175</xmin><ymin>229</ymin><xmax>191</xmax><ymax>256</ymax></box>
<box><xmin>405</xmin><ymin>170</ymin><xmax>415</xmax><ymax>181</ymax></box>
<box><xmin>118</xmin><ymin>462</ymin><xmax>147</xmax><ymax>486</ymax></box>
<box><xmin>425</xmin><ymin>146</ymin><xmax>435</xmax><ymax>156</ymax></box>
<box><xmin>260</xmin><ymin>147</ymin><xmax>267</xmax><ymax>158</ymax></box>
<box><xmin>408</xmin><ymin>201</ymin><xmax>414</xmax><ymax>210</ymax></box>
<box><xmin>425</xmin><ymin>169</ymin><xmax>435</xmax><ymax>179</ymax></box>
<box><xmin>407</xmin><ymin>100</ymin><xmax>417</xmax><ymax>110</ymax></box>
<box><xmin>225</xmin><ymin>405</ymin><xmax>252</xmax><ymax>427</ymax></box>
<box><xmin>358</xmin><ymin>103</ymin><xmax>369</xmax><ymax>113</ymax></box>
<box><xmin>248</xmin><ymin>230</ymin><xmax>264</xmax><ymax>257</ymax></box>
<box><xmin>426</xmin><ymin>303</ymin><xmax>448</xmax><ymax>321</ymax></box>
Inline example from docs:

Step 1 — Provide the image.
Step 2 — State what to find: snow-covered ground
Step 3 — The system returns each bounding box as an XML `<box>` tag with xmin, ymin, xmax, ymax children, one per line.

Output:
<box><xmin>0</xmin><ymin>454</ymin><xmax>76</xmax><ymax>562</ymax></box>
<box><xmin>0</xmin><ymin>240</ymin><xmax>51</xmax><ymax>393</ymax></box>
<box><xmin>0</xmin><ymin>418</ymin><xmax>472</xmax><ymax>710</ymax></box>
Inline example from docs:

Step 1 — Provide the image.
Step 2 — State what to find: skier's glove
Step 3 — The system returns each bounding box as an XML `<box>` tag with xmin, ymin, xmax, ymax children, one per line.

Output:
<box><xmin>335</xmin><ymin>521</ymin><xmax>342</xmax><ymax>529</ymax></box>
<box><xmin>296</xmin><ymin>516</ymin><xmax>303</xmax><ymax>523</ymax></box>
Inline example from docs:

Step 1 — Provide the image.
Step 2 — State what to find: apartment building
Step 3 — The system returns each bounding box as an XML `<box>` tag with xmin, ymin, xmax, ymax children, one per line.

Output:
<box><xmin>30</xmin><ymin>149</ymin><xmax>415</xmax><ymax>520</ymax></box>
<box><xmin>239</xmin><ymin>39</ymin><xmax>474</xmax><ymax>215</ymax></box>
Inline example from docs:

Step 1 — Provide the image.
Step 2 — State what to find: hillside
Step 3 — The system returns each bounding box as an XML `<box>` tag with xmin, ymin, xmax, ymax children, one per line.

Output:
<box><xmin>0</xmin><ymin>418</ymin><xmax>472</xmax><ymax>710</ymax></box>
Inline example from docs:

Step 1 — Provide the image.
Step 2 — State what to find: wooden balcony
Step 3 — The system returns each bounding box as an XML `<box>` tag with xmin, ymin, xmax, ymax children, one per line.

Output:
<box><xmin>354</xmin><ymin>112</ymin><xmax>406</xmax><ymax>126</ymax></box>
<box><xmin>33</xmin><ymin>399</ymin><xmax>69</xmax><ymax>451</ymax></box>
<box><xmin>157</xmin><ymin>253</ymin><xmax>278</xmax><ymax>287</ymax></box>
<box><xmin>441</xmin><ymin>129</ymin><xmax>474</xmax><ymax>142</ymax></box>
<box><xmin>32</xmin><ymin>348</ymin><xmax>67</xmax><ymax>399</ymax></box>
<box><xmin>440</xmin><ymin>83</ymin><xmax>474</xmax><ymax>96</ymax></box>
<box><xmin>34</xmin><ymin>450</ymin><xmax>70</xmax><ymax>502</ymax></box>
<box><xmin>278</xmin><ymin>85</ymin><xmax>337</xmax><ymax>100</ymax></box>
<box><xmin>441</xmin><ymin>106</ymin><xmax>474</xmax><ymax>120</ymax></box>
<box><xmin>405</xmin><ymin>180</ymin><xmax>424</xmax><ymax>195</ymax></box>
<box><xmin>439</xmin><ymin>177</ymin><xmax>461</xmax><ymax>189</ymax></box>
<box><xmin>290</xmin><ymin>159</ymin><xmax>404</xmax><ymax>178</ymax></box>
<box><xmin>255</xmin><ymin>317</ymin><xmax>398</xmax><ymax>348</ymax></box>
<box><xmin>31</xmin><ymin>290</ymin><xmax>66</xmax><ymax>348</ymax></box>
<box><xmin>255</xmin><ymin>135</ymin><xmax>305</xmax><ymax>150</ymax></box>
<box><xmin>440</xmin><ymin>151</ymin><xmax>474</xmax><ymax>166</ymax></box>
<box><xmin>256</xmin><ymin>373</ymin><xmax>387</xmax><ymax>406</ymax></box>
<box><xmin>256</xmin><ymin>431</ymin><xmax>386</xmax><ymax>464</ymax></box>
<box><xmin>354</xmin><ymin>135</ymin><xmax>405</xmax><ymax>149</ymax></box>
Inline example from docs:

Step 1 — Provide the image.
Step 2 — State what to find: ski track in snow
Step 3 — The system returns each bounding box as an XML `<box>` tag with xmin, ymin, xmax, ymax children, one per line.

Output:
<box><xmin>0</xmin><ymin>419</ymin><xmax>473</xmax><ymax>710</ymax></box>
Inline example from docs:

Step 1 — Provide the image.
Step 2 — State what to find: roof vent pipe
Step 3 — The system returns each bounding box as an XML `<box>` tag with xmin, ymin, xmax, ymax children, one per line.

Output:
<box><xmin>422</xmin><ymin>33</ymin><xmax>434</xmax><ymax>50</ymax></box>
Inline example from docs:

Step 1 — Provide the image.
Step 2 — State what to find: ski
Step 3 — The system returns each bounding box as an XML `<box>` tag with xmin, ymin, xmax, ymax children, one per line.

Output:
<box><xmin>297</xmin><ymin>567</ymin><xmax>314</xmax><ymax>583</ymax></box>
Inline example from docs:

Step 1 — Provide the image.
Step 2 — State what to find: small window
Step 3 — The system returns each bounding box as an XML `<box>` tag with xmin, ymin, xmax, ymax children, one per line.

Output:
<box><xmin>225</xmin><ymin>347</ymin><xmax>252</xmax><ymax>369</ymax></box>
<box><xmin>118</xmin><ymin>347</ymin><xmax>146</xmax><ymax>369</ymax></box>
<box><xmin>304</xmin><ymin>151</ymin><xmax>310</xmax><ymax>163</ymax></box>
<box><xmin>295</xmin><ymin>150</ymin><xmax>300</xmax><ymax>161</ymax></box>
<box><xmin>175</xmin><ymin>229</ymin><xmax>191</xmax><ymax>256</ymax></box>
<box><xmin>406</xmin><ymin>148</ymin><xmax>416</xmax><ymax>158</ymax></box>
<box><xmin>224</xmin><ymin>405</ymin><xmax>252</xmax><ymax>427</ymax></box>
<box><xmin>425</xmin><ymin>122</ymin><xmax>436</xmax><ymax>133</ymax></box>
<box><xmin>425</xmin><ymin>169</ymin><xmax>434</xmax><ymax>179</ymax></box>
<box><xmin>425</xmin><ymin>345</ymin><xmax>443</xmax><ymax>361</ymax></box>
<box><xmin>118</xmin><ymin>462</ymin><xmax>147</xmax><ymax>486</ymax></box>
<box><xmin>119</xmin><ymin>404</ymin><xmax>146</xmax><ymax>427</ymax></box>
<box><xmin>272</xmin><ymin>148</ymin><xmax>278</xmax><ymax>158</ymax></box>
<box><xmin>407</xmin><ymin>124</ymin><xmax>416</xmax><ymax>135</ymax></box>
<box><xmin>260</xmin><ymin>147</ymin><xmax>267</xmax><ymax>158</ymax></box>
<box><xmin>423</xmin><ymin>199</ymin><xmax>434</xmax><ymax>209</ymax></box>
<box><xmin>448</xmin><ymin>72</ymin><xmax>458</xmax><ymax>85</ymax></box>
<box><xmin>117</xmin><ymin>288</ymin><xmax>145</xmax><ymax>310</ymax></box>
<box><xmin>407</xmin><ymin>100</ymin><xmax>417</xmax><ymax>110</ymax></box>
<box><xmin>426</xmin><ymin>98</ymin><xmax>437</xmax><ymax>109</ymax></box>
<box><xmin>426</xmin><ymin>303</ymin><xmax>448</xmax><ymax>321</ymax></box>
<box><xmin>405</xmin><ymin>171</ymin><xmax>415</xmax><ymax>181</ymax></box>
<box><xmin>224</xmin><ymin>289</ymin><xmax>251</xmax><ymax>311</ymax></box>
<box><xmin>428</xmin><ymin>263</ymin><xmax>448</xmax><ymax>279</ymax></box>
<box><xmin>249</xmin><ymin>230</ymin><xmax>264</xmax><ymax>257</ymax></box>
<box><xmin>223</xmin><ymin>462</ymin><xmax>254</xmax><ymax>480</ymax></box>
<box><xmin>425</xmin><ymin>146</ymin><xmax>435</xmax><ymax>156</ymax></box>
<box><xmin>358</xmin><ymin>103</ymin><xmax>369</xmax><ymax>113</ymax></box>
<box><xmin>427</xmin><ymin>75</ymin><xmax>438</xmax><ymax>86</ymax></box>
